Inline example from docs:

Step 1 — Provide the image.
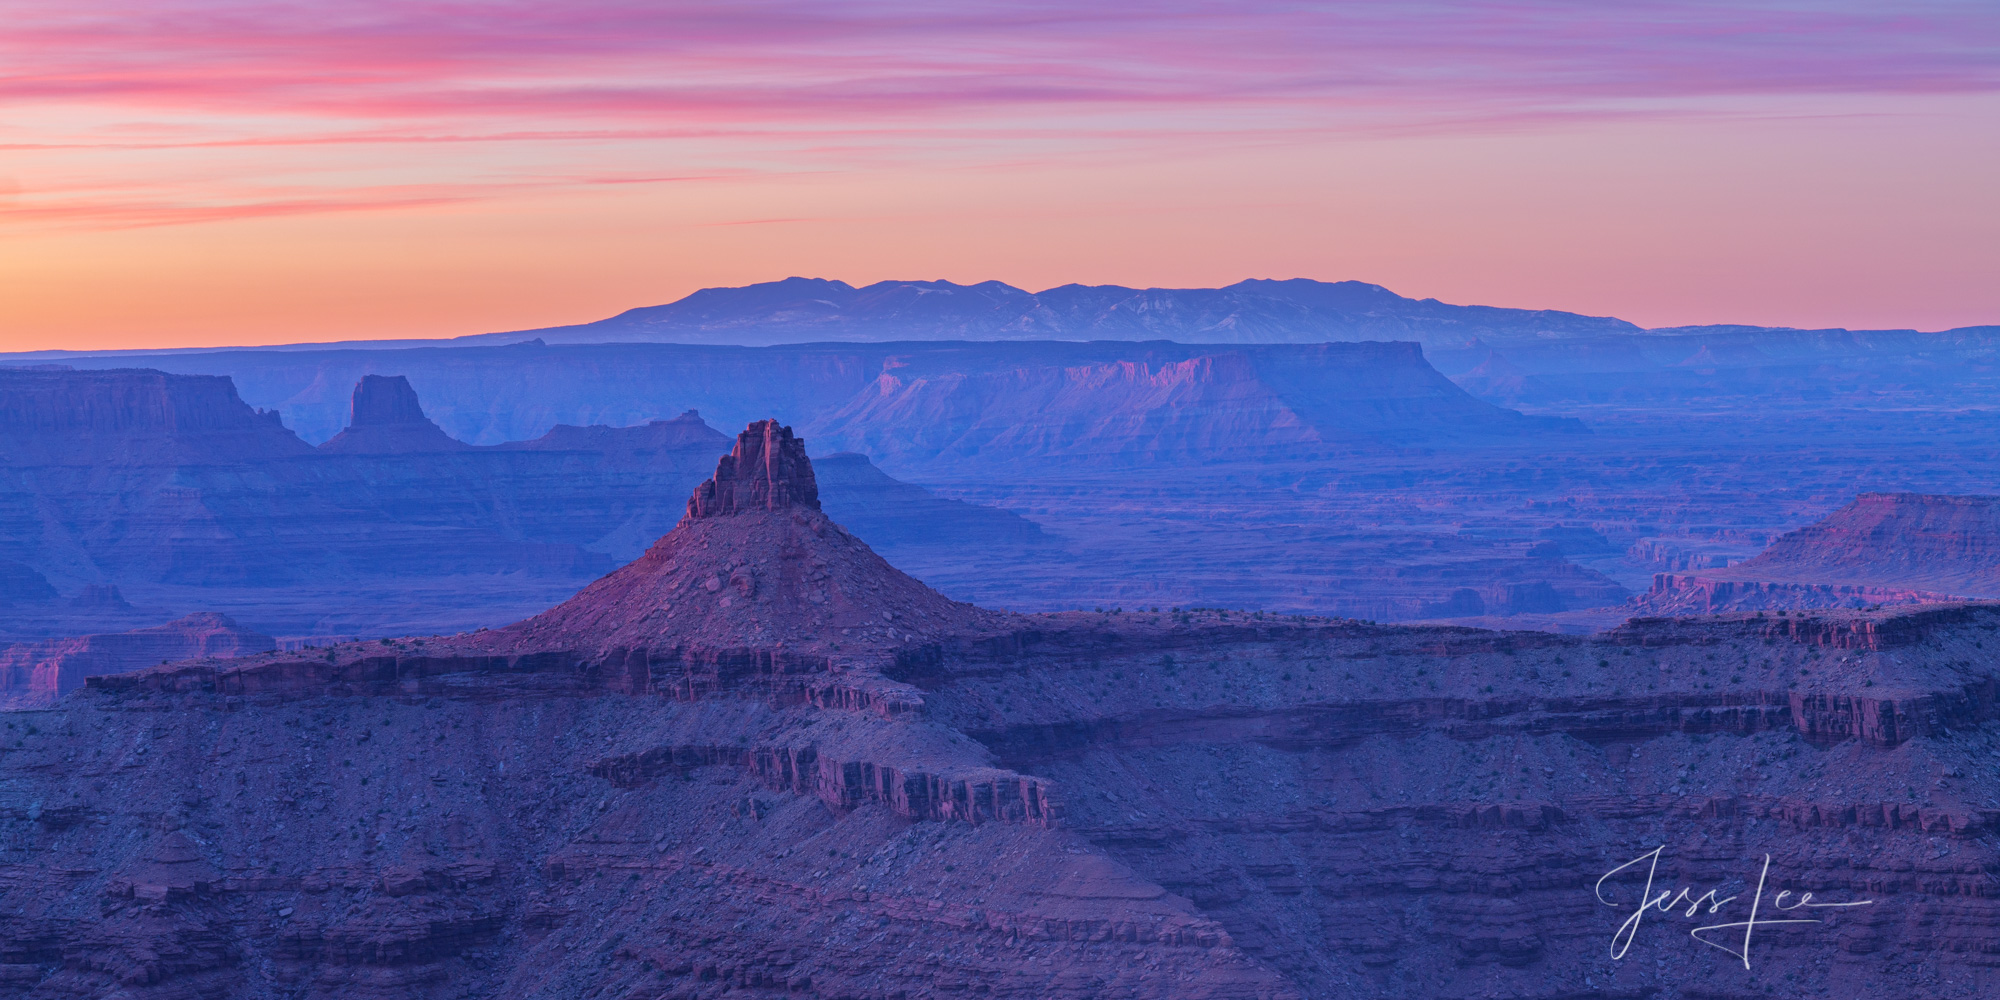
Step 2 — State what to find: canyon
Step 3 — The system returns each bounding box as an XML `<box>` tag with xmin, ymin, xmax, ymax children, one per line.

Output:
<box><xmin>13</xmin><ymin>312</ymin><xmax>2000</xmax><ymax>641</ymax></box>
<box><xmin>0</xmin><ymin>426</ymin><xmax>1992</xmax><ymax>999</ymax></box>
<box><xmin>0</xmin><ymin>368</ymin><xmax>1065</xmax><ymax>651</ymax></box>
<box><xmin>0</xmin><ymin>614</ymin><xmax>272</xmax><ymax>710</ymax></box>
<box><xmin>1640</xmin><ymin>494</ymin><xmax>2000</xmax><ymax>614</ymax></box>
<box><xmin>0</xmin><ymin>349</ymin><xmax>1632</xmax><ymax>648</ymax></box>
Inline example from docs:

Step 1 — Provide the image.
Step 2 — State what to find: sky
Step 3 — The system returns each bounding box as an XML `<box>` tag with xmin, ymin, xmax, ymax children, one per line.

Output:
<box><xmin>2</xmin><ymin>1</ymin><xmax>1997</xmax><ymax>351</ymax></box>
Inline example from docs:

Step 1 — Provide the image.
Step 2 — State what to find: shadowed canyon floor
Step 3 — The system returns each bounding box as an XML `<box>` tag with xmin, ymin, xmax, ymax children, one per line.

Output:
<box><xmin>0</xmin><ymin>425</ymin><xmax>1995</xmax><ymax>999</ymax></box>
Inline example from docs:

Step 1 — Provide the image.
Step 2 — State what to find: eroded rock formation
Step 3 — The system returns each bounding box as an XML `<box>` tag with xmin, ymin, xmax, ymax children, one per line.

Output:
<box><xmin>0</xmin><ymin>373</ymin><xmax>1068</xmax><ymax>638</ymax></box>
<box><xmin>0</xmin><ymin>426</ymin><xmax>1992</xmax><ymax>997</ymax></box>
<box><xmin>0</xmin><ymin>612</ymin><xmax>272</xmax><ymax>709</ymax></box>
<box><xmin>317</xmin><ymin>375</ymin><xmax>470</xmax><ymax>454</ymax></box>
<box><xmin>0</xmin><ymin>367</ymin><xmax>309</xmax><ymax>465</ymax></box>
<box><xmin>1637</xmin><ymin>493</ymin><xmax>2000</xmax><ymax>613</ymax></box>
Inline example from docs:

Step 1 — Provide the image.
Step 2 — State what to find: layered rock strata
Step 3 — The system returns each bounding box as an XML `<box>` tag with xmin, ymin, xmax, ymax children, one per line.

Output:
<box><xmin>0</xmin><ymin>613</ymin><xmax>272</xmax><ymax>709</ymax></box>
<box><xmin>317</xmin><ymin>375</ymin><xmax>470</xmax><ymax>454</ymax></box>
<box><xmin>1636</xmin><ymin>493</ymin><xmax>2000</xmax><ymax>613</ymax></box>
<box><xmin>0</xmin><ymin>426</ymin><xmax>1992</xmax><ymax>998</ymax></box>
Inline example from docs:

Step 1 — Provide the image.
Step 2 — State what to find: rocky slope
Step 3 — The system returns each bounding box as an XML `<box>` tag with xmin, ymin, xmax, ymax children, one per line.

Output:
<box><xmin>1637</xmin><ymin>493</ymin><xmax>2000</xmax><ymax>613</ymax></box>
<box><xmin>0</xmin><ymin>613</ymin><xmax>272</xmax><ymax>709</ymax></box>
<box><xmin>483</xmin><ymin>419</ymin><xmax>1019</xmax><ymax>664</ymax></box>
<box><xmin>0</xmin><ymin>428</ymin><xmax>1990</xmax><ymax>998</ymax></box>
<box><xmin>1734</xmin><ymin>493</ymin><xmax>2000</xmax><ymax>595</ymax></box>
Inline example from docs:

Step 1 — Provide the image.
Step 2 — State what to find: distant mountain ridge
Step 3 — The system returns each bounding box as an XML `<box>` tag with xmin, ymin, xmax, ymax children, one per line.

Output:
<box><xmin>478</xmin><ymin>276</ymin><xmax>1643</xmax><ymax>348</ymax></box>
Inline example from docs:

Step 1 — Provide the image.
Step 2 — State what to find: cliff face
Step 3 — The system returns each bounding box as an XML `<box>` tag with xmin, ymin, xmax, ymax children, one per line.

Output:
<box><xmin>0</xmin><ymin>434</ymin><xmax>1990</xmax><ymax>999</ymax></box>
<box><xmin>0</xmin><ymin>612</ymin><xmax>271</xmax><ymax>708</ymax></box>
<box><xmin>1733</xmin><ymin>493</ymin><xmax>2000</xmax><ymax>595</ymax></box>
<box><xmin>0</xmin><ymin>368</ymin><xmax>311</xmax><ymax>465</ymax></box>
<box><xmin>1635</xmin><ymin>493</ymin><xmax>2000</xmax><ymax>613</ymax></box>
<box><xmin>1635</xmin><ymin>573</ymin><xmax>1961</xmax><ymax>615</ymax></box>
<box><xmin>808</xmin><ymin>343</ymin><xmax>1555</xmax><ymax>470</ymax></box>
<box><xmin>683</xmin><ymin>419</ymin><xmax>820</xmax><ymax>518</ymax></box>
<box><xmin>0</xmin><ymin>373</ymin><xmax>1062</xmax><ymax>638</ymax></box>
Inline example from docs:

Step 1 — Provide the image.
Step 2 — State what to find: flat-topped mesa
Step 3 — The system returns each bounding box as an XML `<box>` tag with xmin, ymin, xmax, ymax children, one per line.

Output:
<box><xmin>686</xmin><ymin>419</ymin><xmax>819</xmax><ymax>518</ymax></box>
<box><xmin>352</xmin><ymin>374</ymin><xmax>430</xmax><ymax>426</ymax></box>
<box><xmin>318</xmin><ymin>375</ymin><xmax>469</xmax><ymax>454</ymax></box>
<box><xmin>0</xmin><ymin>367</ymin><xmax>310</xmax><ymax>464</ymax></box>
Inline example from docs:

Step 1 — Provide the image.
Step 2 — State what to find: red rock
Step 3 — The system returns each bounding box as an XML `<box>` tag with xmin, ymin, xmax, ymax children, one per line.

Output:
<box><xmin>1637</xmin><ymin>493</ymin><xmax>2000</xmax><ymax>612</ymax></box>
<box><xmin>486</xmin><ymin>418</ymin><xmax>1015</xmax><ymax>664</ymax></box>
<box><xmin>684</xmin><ymin>417</ymin><xmax>820</xmax><ymax>517</ymax></box>
<box><xmin>7</xmin><ymin>428</ymin><xmax>1998</xmax><ymax>999</ymax></box>
<box><xmin>1741</xmin><ymin>492</ymin><xmax>2000</xmax><ymax>594</ymax></box>
<box><xmin>0</xmin><ymin>611</ymin><xmax>273</xmax><ymax>708</ymax></box>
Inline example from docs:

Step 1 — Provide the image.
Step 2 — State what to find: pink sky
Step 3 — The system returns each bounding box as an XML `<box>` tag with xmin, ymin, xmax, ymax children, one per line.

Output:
<box><xmin>2</xmin><ymin>1</ymin><xmax>1996</xmax><ymax>350</ymax></box>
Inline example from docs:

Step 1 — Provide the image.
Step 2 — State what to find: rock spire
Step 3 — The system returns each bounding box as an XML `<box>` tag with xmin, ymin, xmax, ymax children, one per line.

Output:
<box><xmin>685</xmin><ymin>419</ymin><xmax>820</xmax><ymax>519</ymax></box>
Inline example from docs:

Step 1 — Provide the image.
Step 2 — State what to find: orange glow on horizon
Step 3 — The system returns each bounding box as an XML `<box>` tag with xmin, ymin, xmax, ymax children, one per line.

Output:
<box><xmin>3</xmin><ymin>2</ymin><xmax>1996</xmax><ymax>351</ymax></box>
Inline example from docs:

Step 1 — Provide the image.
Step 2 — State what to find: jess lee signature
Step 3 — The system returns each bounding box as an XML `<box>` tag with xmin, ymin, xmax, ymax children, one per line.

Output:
<box><xmin>1595</xmin><ymin>846</ymin><xmax>1874</xmax><ymax>969</ymax></box>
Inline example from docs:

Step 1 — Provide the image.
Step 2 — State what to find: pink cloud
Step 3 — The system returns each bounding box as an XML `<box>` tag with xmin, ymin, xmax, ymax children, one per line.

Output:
<box><xmin>5</xmin><ymin>2</ymin><xmax>1994</xmax><ymax>129</ymax></box>
<box><xmin>2</xmin><ymin>2</ymin><xmax>1994</xmax><ymax>232</ymax></box>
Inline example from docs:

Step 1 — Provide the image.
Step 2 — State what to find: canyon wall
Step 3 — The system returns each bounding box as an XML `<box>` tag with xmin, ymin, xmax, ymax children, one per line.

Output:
<box><xmin>0</xmin><ymin>437</ymin><xmax>1988</xmax><ymax>998</ymax></box>
<box><xmin>1634</xmin><ymin>493</ymin><xmax>2000</xmax><ymax>614</ymax></box>
<box><xmin>0</xmin><ymin>373</ymin><xmax>1060</xmax><ymax>640</ymax></box>
<box><xmin>0</xmin><ymin>613</ymin><xmax>272</xmax><ymax>709</ymax></box>
<box><xmin>27</xmin><ymin>340</ymin><xmax>1552</xmax><ymax>450</ymax></box>
<box><xmin>807</xmin><ymin>343</ymin><xmax>1563</xmax><ymax>469</ymax></box>
<box><xmin>6</xmin><ymin>584</ymin><xmax>1995</xmax><ymax>997</ymax></box>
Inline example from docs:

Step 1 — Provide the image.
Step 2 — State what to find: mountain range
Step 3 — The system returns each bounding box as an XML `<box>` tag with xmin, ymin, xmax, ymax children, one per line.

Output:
<box><xmin>465</xmin><ymin>277</ymin><xmax>1645</xmax><ymax>348</ymax></box>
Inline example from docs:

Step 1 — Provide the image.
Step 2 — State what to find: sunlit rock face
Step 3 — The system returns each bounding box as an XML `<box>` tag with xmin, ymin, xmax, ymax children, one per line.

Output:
<box><xmin>1639</xmin><ymin>493</ymin><xmax>2000</xmax><ymax>614</ymax></box>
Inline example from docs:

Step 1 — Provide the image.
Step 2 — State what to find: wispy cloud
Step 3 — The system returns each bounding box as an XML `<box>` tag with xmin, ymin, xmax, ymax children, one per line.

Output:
<box><xmin>3</xmin><ymin>1</ymin><xmax>1995</xmax><ymax>228</ymax></box>
<box><xmin>8</xmin><ymin>2</ymin><xmax>1994</xmax><ymax>119</ymax></box>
